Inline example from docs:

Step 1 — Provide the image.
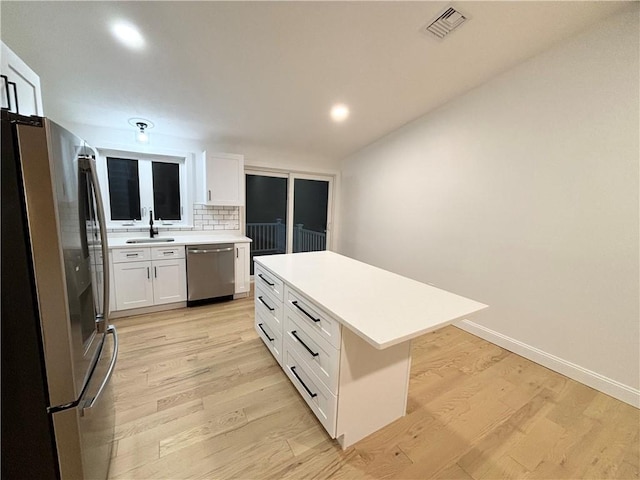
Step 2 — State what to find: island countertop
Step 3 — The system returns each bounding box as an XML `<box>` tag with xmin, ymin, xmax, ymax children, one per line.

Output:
<box><xmin>255</xmin><ymin>251</ymin><xmax>488</xmax><ymax>349</ymax></box>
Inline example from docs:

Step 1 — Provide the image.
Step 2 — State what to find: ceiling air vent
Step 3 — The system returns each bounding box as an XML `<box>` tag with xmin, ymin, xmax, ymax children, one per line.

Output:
<box><xmin>422</xmin><ymin>7</ymin><xmax>468</xmax><ymax>40</ymax></box>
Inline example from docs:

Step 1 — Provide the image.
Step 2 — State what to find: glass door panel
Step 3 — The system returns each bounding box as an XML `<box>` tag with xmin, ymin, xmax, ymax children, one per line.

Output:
<box><xmin>292</xmin><ymin>178</ymin><xmax>329</xmax><ymax>253</ymax></box>
<box><xmin>245</xmin><ymin>174</ymin><xmax>288</xmax><ymax>274</ymax></box>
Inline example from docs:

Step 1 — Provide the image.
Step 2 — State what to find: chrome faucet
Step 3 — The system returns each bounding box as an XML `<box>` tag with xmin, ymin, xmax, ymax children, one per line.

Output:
<box><xmin>149</xmin><ymin>210</ymin><xmax>158</xmax><ymax>238</ymax></box>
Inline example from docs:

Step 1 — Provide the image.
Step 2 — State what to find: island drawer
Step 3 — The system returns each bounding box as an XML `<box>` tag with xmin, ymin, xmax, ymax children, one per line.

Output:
<box><xmin>284</xmin><ymin>313</ymin><xmax>339</xmax><ymax>394</ymax></box>
<box><xmin>283</xmin><ymin>346</ymin><xmax>337</xmax><ymax>438</ymax></box>
<box><xmin>254</xmin><ymin>264</ymin><xmax>284</xmax><ymax>301</ymax></box>
<box><xmin>112</xmin><ymin>247</ymin><xmax>151</xmax><ymax>263</ymax></box>
<box><xmin>285</xmin><ymin>286</ymin><xmax>341</xmax><ymax>349</ymax></box>
<box><xmin>151</xmin><ymin>245</ymin><xmax>185</xmax><ymax>260</ymax></box>
<box><xmin>255</xmin><ymin>310</ymin><xmax>283</xmax><ymax>366</ymax></box>
<box><xmin>255</xmin><ymin>284</ymin><xmax>284</xmax><ymax>331</ymax></box>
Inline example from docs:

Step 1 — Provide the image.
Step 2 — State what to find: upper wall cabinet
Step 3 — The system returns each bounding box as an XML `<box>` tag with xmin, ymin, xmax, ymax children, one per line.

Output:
<box><xmin>203</xmin><ymin>151</ymin><xmax>245</xmax><ymax>206</ymax></box>
<box><xmin>1</xmin><ymin>42</ymin><xmax>44</xmax><ymax>117</ymax></box>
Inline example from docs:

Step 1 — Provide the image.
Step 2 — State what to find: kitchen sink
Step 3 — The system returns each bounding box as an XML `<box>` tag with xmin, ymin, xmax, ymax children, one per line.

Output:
<box><xmin>126</xmin><ymin>238</ymin><xmax>175</xmax><ymax>244</ymax></box>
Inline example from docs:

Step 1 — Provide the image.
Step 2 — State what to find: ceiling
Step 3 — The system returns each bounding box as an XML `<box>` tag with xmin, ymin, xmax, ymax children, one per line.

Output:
<box><xmin>1</xmin><ymin>1</ymin><xmax>631</xmax><ymax>162</ymax></box>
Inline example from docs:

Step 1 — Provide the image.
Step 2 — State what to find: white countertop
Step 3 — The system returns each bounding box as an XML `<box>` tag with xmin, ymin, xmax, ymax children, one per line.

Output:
<box><xmin>108</xmin><ymin>232</ymin><xmax>252</xmax><ymax>248</ymax></box>
<box><xmin>255</xmin><ymin>251</ymin><xmax>488</xmax><ymax>350</ymax></box>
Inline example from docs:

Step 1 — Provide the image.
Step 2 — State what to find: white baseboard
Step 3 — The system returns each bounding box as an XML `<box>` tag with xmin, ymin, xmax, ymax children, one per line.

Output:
<box><xmin>457</xmin><ymin>319</ymin><xmax>640</xmax><ymax>409</ymax></box>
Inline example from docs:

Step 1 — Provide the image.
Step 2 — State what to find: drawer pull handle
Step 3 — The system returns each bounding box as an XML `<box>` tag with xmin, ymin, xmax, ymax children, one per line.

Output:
<box><xmin>258</xmin><ymin>296</ymin><xmax>275</xmax><ymax>311</ymax></box>
<box><xmin>258</xmin><ymin>274</ymin><xmax>275</xmax><ymax>286</ymax></box>
<box><xmin>291</xmin><ymin>330</ymin><xmax>319</xmax><ymax>357</ymax></box>
<box><xmin>126</xmin><ymin>253</ymin><xmax>138</xmax><ymax>257</ymax></box>
<box><xmin>290</xmin><ymin>366</ymin><xmax>317</xmax><ymax>398</ymax></box>
<box><xmin>291</xmin><ymin>301</ymin><xmax>320</xmax><ymax>323</ymax></box>
<box><xmin>163</xmin><ymin>251</ymin><xmax>173</xmax><ymax>255</ymax></box>
<box><xmin>258</xmin><ymin>323</ymin><xmax>274</xmax><ymax>342</ymax></box>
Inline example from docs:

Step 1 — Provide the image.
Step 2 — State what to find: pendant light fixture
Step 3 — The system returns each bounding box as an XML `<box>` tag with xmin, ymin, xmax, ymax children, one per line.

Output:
<box><xmin>128</xmin><ymin>118</ymin><xmax>154</xmax><ymax>144</ymax></box>
<box><xmin>136</xmin><ymin>122</ymin><xmax>149</xmax><ymax>144</ymax></box>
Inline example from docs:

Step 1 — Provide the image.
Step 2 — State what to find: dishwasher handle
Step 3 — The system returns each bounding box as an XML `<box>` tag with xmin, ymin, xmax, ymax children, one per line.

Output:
<box><xmin>188</xmin><ymin>247</ymin><xmax>233</xmax><ymax>254</ymax></box>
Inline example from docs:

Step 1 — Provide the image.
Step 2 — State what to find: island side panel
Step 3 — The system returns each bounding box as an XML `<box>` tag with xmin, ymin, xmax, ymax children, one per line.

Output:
<box><xmin>336</xmin><ymin>327</ymin><xmax>412</xmax><ymax>449</ymax></box>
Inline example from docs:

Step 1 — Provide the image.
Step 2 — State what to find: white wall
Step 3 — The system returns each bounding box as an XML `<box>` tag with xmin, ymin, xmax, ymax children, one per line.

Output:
<box><xmin>63</xmin><ymin>123</ymin><xmax>340</xmax><ymax>238</ymax></box>
<box><xmin>64</xmin><ymin>123</ymin><xmax>340</xmax><ymax>173</ymax></box>
<box><xmin>338</xmin><ymin>9</ymin><xmax>639</xmax><ymax>406</ymax></box>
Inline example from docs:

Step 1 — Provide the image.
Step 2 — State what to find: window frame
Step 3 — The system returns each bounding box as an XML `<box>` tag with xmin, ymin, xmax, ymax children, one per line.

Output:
<box><xmin>95</xmin><ymin>147</ymin><xmax>194</xmax><ymax>229</ymax></box>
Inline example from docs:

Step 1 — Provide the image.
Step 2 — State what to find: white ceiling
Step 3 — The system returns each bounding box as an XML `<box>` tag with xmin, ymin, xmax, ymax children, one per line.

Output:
<box><xmin>1</xmin><ymin>1</ymin><xmax>631</xmax><ymax>162</ymax></box>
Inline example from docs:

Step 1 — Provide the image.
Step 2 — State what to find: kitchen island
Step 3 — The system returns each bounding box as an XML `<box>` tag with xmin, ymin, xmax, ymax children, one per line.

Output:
<box><xmin>254</xmin><ymin>250</ymin><xmax>488</xmax><ymax>448</ymax></box>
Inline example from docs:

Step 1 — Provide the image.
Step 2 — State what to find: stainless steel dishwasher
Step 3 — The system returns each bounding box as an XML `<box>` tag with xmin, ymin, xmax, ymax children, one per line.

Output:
<box><xmin>186</xmin><ymin>244</ymin><xmax>235</xmax><ymax>304</ymax></box>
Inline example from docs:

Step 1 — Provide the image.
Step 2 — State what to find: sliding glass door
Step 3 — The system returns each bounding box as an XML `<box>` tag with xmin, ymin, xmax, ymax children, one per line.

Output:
<box><xmin>292</xmin><ymin>178</ymin><xmax>329</xmax><ymax>253</ymax></box>
<box><xmin>245</xmin><ymin>173</ymin><xmax>288</xmax><ymax>274</ymax></box>
<box><xmin>245</xmin><ymin>170</ymin><xmax>332</xmax><ymax>271</ymax></box>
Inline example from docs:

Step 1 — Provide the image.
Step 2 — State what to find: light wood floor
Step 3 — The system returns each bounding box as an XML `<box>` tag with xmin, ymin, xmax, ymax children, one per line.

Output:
<box><xmin>109</xmin><ymin>292</ymin><xmax>639</xmax><ymax>479</ymax></box>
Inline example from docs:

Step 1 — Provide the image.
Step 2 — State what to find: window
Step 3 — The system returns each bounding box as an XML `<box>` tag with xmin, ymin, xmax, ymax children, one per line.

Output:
<box><xmin>152</xmin><ymin>162</ymin><xmax>180</xmax><ymax>221</ymax></box>
<box><xmin>98</xmin><ymin>150</ymin><xmax>190</xmax><ymax>227</ymax></box>
<box><xmin>107</xmin><ymin>157</ymin><xmax>141</xmax><ymax>220</ymax></box>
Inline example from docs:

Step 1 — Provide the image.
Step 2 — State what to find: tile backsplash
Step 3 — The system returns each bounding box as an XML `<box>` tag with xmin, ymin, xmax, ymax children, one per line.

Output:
<box><xmin>106</xmin><ymin>204</ymin><xmax>240</xmax><ymax>232</ymax></box>
<box><xmin>192</xmin><ymin>204</ymin><xmax>240</xmax><ymax>231</ymax></box>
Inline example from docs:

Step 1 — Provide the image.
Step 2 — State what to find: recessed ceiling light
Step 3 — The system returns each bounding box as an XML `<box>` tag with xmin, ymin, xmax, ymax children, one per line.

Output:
<box><xmin>330</xmin><ymin>104</ymin><xmax>349</xmax><ymax>123</ymax></box>
<box><xmin>111</xmin><ymin>21</ymin><xmax>145</xmax><ymax>50</ymax></box>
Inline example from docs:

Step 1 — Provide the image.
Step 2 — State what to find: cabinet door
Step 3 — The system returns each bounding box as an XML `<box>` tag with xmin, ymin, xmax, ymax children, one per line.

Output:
<box><xmin>1</xmin><ymin>42</ymin><xmax>43</xmax><ymax>116</ymax></box>
<box><xmin>113</xmin><ymin>262</ymin><xmax>154</xmax><ymax>310</ymax></box>
<box><xmin>204</xmin><ymin>151</ymin><xmax>245</xmax><ymax>206</ymax></box>
<box><xmin>234</xmin><ymin>243</ymin><xmax>250</xmax><ymax>294</ymax></box>
<box><xmin>108</xmin><ymin>257</ymin><xmax>116</xmax><ymax>314</ymax></box>
<box><xmin>152</xmin><ymin>258</ymin><xmax>187</xmax><ymax>305</ymax></box>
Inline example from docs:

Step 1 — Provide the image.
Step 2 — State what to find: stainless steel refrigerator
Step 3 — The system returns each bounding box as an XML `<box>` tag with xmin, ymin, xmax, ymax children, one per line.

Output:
<box><xmin>1</xmin><ymin>110</ymin><xmax>117</xmax><ymax>479</ymax></box>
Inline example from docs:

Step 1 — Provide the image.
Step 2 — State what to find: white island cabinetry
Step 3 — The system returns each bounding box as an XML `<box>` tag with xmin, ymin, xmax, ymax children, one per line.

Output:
<box><xmin>254</xmin><ymin>251</ymin><xmax>488</xmax><ymax>448</ymax></box>
<box><xmin>254</xmin><ymin>264</ymin><xmax>285</xmax><ymax>365</ymax></box>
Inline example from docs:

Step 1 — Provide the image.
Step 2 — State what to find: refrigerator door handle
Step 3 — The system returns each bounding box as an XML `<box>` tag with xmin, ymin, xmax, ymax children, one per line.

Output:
<box><xmin>80</xmin><ymin>155</ymin><xmax>110</xmax><ymax>333</ymax></box>
<box><xmin>82</xmin><ymin>325</ymin><xmax>118</xmax><ymax>413</ymax></box>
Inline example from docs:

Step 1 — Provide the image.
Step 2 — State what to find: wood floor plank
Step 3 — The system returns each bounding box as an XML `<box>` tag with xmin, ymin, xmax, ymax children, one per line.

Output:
<box><xmin>507</xmin><ymin>416</ymin><xmax>565</xmax><ymax>471</ymax></box>
<box><xmin>108</xmin><ymin>293</ymin><xmax>639</xmax><ymax>480</ymax></box>
<box><xmin>158</xmin><ymin>408</ymin><xmax>247</xmax><ymax>457</ymax></box>
<box><xmin>432</xmin><ymin>462</ymin><xmax>475</xmax><ymax>480</ymax></box>
<box><xmin>286</xmin><ymin>422</ymin><xmax>332</xmax><ymax>457</ymax></box>
<box><xmin>479</xmin><ymin>454</ymin><xmax>530</xmax><ymax>480</ymax></box>
<box><xmin>456</xmin><ymin>390</ymin><xmax>557</xmax><ymax>478</ymax></box>
<box><xmin>114</xmin><ymin>398</ymin><xmax>204</xmax><ymax>442</ymax></box>
<box><xmin>265</xmin><ymin>443</ymin><xmax>370</xmax><ymax>480</ymax></box>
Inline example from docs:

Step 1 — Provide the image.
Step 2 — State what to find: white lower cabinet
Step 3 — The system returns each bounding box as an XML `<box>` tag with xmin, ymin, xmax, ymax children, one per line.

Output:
<box><xmin>112</xmin><ymin>246</ymin><xmax>186</xmax><ymax>311</ymax></box>
<box><xmin>255</xmin><ymin>280</ymin><xmax>284</xmax><ymax>365</ymax></box>
<box><xmin>254</xmin><ymin>260</ymin><xmax>413</xmax><ymax>450</ymax></box>
<box><xmin>234</xmin><ymin>243</ymin><xmax>250</xmax><ymax>295</ymax></box>
<box><xmin>255</xmin><ymin>309</ymin><xmax>283</xmax><ymax>365</ymax></box>
<box><xmin>283</xmin><ymin>347</ymin><xmax>337</xmax><ymax>437</ymax></box>
<box><xmin>113</xmin><ymin>261</ymin><xmax>154</xmax><ymax>310</ymax></box>
<box><xmin>284</xmin><ymin>311</ymin><xmax>340</xmax><ymax>393</ymax></box>
<box><xmin>254</xmin><ymin>262</ymin><xmax>341</xmax><ymax>438</ymax></box>
<box><xmin>152</xmin><ymin>258</ymin><xmax>187</xmax><ymax>305</ymax></box>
